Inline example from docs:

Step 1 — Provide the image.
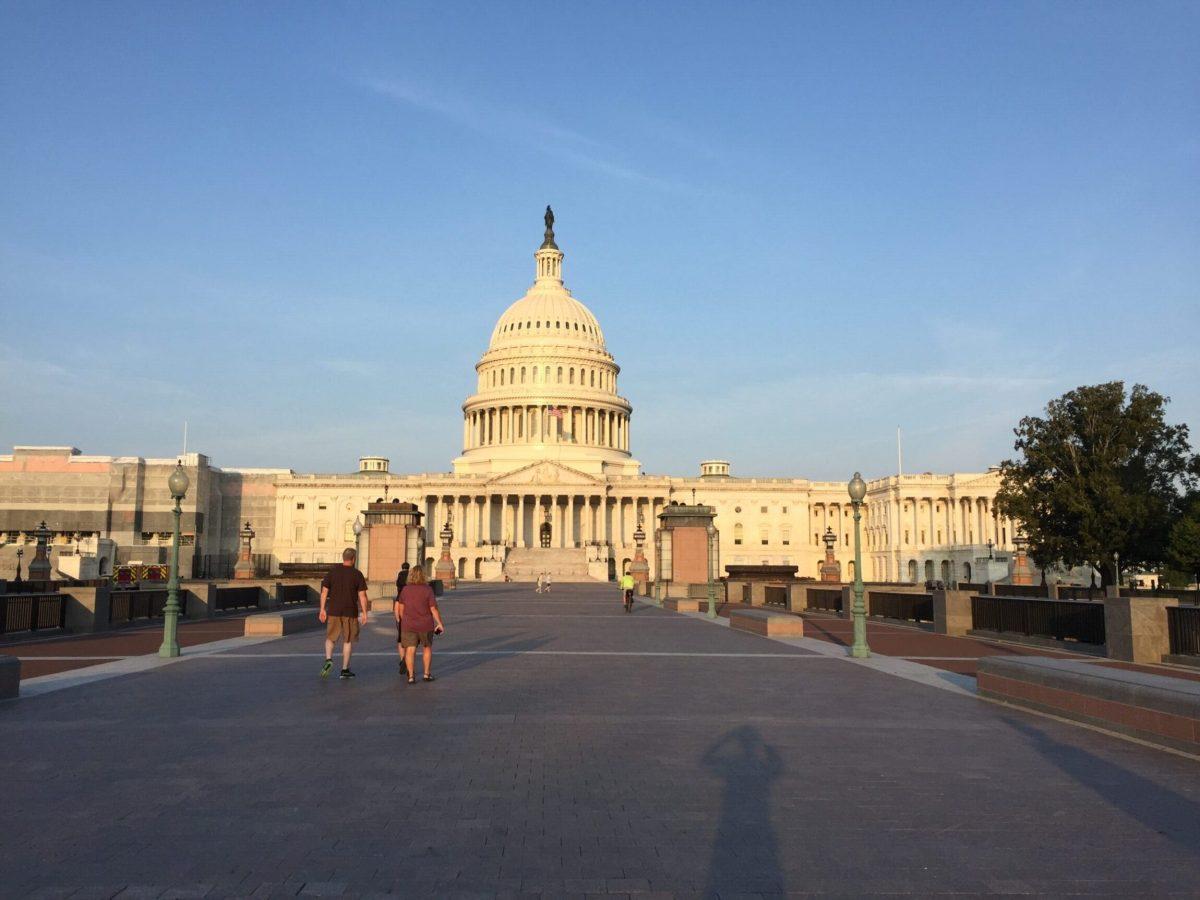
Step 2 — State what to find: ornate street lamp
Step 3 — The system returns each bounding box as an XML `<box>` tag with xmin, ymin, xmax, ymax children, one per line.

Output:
<box><xmin>14</xmin><ymin>547</ymin><xmax>23</xmax><ymax>583</ymax></box>
<box><xmin>158</xmin><ymin>461</ymin><xmax>190</xmax><ymax>658</ymax></box>
<box><xmin>353</xmin><ymin>516</ymin><xmax>363</xmax><ymax>562</ymax></box>
<box><xmin>847</xmin><ymin>472</ymin><xmax>870</xmax><ymax>658</ymax></box>
<box><xmin>987</xmin><ymin>538</ymin><xmax>995</xmax><ymax>560</ymax></box>
<box><xmin>1113</xmin><ymin>551</ymin><xmax>1121</xmax><ymax>590</ymax></box>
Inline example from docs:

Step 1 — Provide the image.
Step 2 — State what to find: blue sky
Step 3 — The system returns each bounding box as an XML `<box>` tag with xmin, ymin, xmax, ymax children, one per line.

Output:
<box><xmin>1</xmin><ymin>2</ymin><xmax>1197</xmax><ymax>480</ymax></box>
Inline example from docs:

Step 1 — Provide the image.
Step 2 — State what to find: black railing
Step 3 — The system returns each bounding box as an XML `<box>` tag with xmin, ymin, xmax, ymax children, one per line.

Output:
<box><xmin>971</xmin><ymin>595</ymin><xmax>1105</xmax><ymax>646</ymax></box>
<box><xmin>278</xmin><ymin>584</ymin><xmax>310</xmax><ymax>605</ymax></box>
<box><xmin>0</xmin><ymin>593</ymin><xmax>66</xmax><ymax>635</ymax></box>
<box><xmin>807</xmin><ymin>588</ymin><xmax>843</xmax><ymax>613</ymax></box>
<box><xmin>215</xmin><ymin>586</ymin><xmax>261</xmax><ymax>612</ymax></box>
<box><xmin>990</xmin><ymin>584</ymin><xmax>1050</xmax><ymax>598</ymax></box>
<box><xmin>1056</xmin><ymin>586</ymin><xmax>1105</xmax><ymax>602</ymax></box>
<box><xmin>108</xmin><ymin>589</ymin><xmax>172</xmax><ymax>624</ymax></box>
<box><xmin>869</xmin><ymin>591</ymin><xmax>934</xmax><ymax>624</ymax></box>
<box><xmin>764</xmin><ymin>586</ymin><xmax>788</xmax><ymax>608</ymax></box>
<box><xmin>1167</xmin><ymin>606</ymin><xmax>1200</xmax><ymax>657</ymax></box>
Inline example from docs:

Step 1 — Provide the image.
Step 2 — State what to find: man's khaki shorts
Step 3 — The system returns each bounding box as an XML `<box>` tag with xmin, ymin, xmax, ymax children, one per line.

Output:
<box><xmin>326</xmin><ymin>615</ymin><xmax>361</xmax><ymax>643</ymax></box>
<box><xmin>400</xmin><ymin>630</ymin><xmax>433</xmax><ymax>648</ymax></box>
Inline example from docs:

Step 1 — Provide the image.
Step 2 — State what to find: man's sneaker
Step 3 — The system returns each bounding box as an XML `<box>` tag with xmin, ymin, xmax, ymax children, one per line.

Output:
<box><xmin>339</xmin><ymin>668</ymin><xmax>356</xmax><ymax>679</ymax></box>
<box><xmin>320</xmin><ymin>659</ymin><xmax>333</xmax><ymax>678</ymax></box>
<box><xmin>398</xmin><ymin>661</ymin><xmax>408</xmax><ymax>676</ymax></box>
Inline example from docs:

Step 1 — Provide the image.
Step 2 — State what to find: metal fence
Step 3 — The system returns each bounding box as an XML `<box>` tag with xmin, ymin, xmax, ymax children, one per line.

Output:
<box><xmin>869</xmin><ymin>591</ymin><xmax>934</xmax><ymax>624</ymax></box>
<box><xmin>108</xmin><ymin>589</ymin><xmax>172</xmax><ymax>624</ymax></box>
<box><xmin>1</xmin><ymin>593</ymin><xmax>66</xmax><ymax>635</ymax></box>
<box><xmin>1056</xmin><ymin>586</ymin><xmax>1106</xmax><ymax>602</ymax></box>
<box><xmin>971</xmin><ymin>595</ymin><xmax>1106</xmax><ymax>646</ymax></box>
<box><xmin>764</xmin><ymin>586</ymin><xmax>788</xmax><ymax>608</ymax></box>
<box><xmin>807</xmin><ymin>588</ymin><xmax>843</xmax><ymax>613</ymax></box>
<box><xmin>214</xmin><ymin>586</ymin><xmax>261</xmax><ymax>612</ymax></box>
<box><xmin>278</xmin><ymin>584</ymin><xmax>310</xmax><ymax>605</ymax></box>
<box><xmin>990</xmin><ymin>584</ymin><xmax>1050</xmax><ymax>598</ymax></box>
<box><xmin>1167</xmin><ymin>606</ymin><xmax>1200</xmax><ymax>657</ymax></box>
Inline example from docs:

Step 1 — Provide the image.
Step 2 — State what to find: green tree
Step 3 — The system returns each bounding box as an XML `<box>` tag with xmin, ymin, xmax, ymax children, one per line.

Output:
<box><xmin>995</xmin><ymin>382</ymin><xmax>1196</xmax><ymax>587</ymax></box>
<box><xmin>1165</xmin><ymin>495</ymin><xmax>1200</xmax><ymax>587</ymax></box>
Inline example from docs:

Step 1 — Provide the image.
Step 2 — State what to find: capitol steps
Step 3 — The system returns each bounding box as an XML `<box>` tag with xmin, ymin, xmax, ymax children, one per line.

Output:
<box><xmin>504</xmin><ymin>547</ymin><xmax>596</xmax><ymax>582</ymax></box>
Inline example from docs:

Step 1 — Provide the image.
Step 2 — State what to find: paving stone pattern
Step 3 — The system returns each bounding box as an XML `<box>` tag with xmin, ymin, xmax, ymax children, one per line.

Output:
<box><xmin>1</xmin><ymin>583</ymin><xmax>1199</xmax><ymax>897</ymax></box>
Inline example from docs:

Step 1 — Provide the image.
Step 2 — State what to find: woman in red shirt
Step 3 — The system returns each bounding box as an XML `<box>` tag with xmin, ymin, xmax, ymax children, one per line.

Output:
<box><xmin>396</xmin><ymin>565</ymin><xmax>445</xmax><ymax>684</ymax></box>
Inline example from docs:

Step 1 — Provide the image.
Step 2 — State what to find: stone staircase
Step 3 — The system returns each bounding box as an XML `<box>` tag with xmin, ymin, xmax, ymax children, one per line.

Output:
<box><xmin>504</xmin><ymin>547</ymin><xmax>595</xmax><ymax>582</ymax></box>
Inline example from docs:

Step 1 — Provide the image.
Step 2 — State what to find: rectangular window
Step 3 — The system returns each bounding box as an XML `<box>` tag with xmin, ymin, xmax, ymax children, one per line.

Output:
<box><xmin>920</xmin><ymin>530</ymin><xmax>925</xmax><ymax>544</ymax></box>
<box><xmin>760</xmin><ymin>506</ymin><xmax>768</xmax><ymax>514</ymax></box>
<box><xmin>317</xmin><ymin>526</ymin><xmax>327</xmax><ymax>542</ymax></box>
<box><xmin>294</xmin><ymin>524</ymin><xmax>305</xmax><ymax>542</ymax></box>
<box><xmin>318</xmin><ymin>504</ymin><xmax>327</xmax><ymax>511</ymax></box>
<box><xmin>296</xmin><ymin>503</ymin><xmax>305</xmax><ymax>510</ymax></box>
<box><xmin>782</xmin><ymin>506</ymin><xmax>788</xmax><ymax>514</ymax></box>
<box><xmin>937</xmin><ymin>530</ymin><xmax>942</xmax><ymax>543</ymax></box>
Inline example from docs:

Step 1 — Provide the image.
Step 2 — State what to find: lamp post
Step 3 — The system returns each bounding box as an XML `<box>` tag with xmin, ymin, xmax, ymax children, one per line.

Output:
<box><xmin>987</xmin><ymin>539</ymin><xmax>995</xmax><ymax>560</ymax></box>
<box><xmin>847</xmin><ymin>472</ymin><xmax>870</xmax><ymax>659</ymax></box>
<box><xmin>1113</xmin><ymin>551</ymin><xmax>1121</xmax><ymax>590</ymax></box>
<box><xmin>353</xmin><ymin>516</ymin><xmax>363</xmax><ymax>562</ymax></box>
<box><xmin>14</xmin><ymin>547</ymin><xmax>23</xmax><ymax>583</ymax></box>
<box><xmin>705</xmin><ymin>522</ymin><xmax>718</xmax><ymax>619</ymax></box>
<box><xmin>158</xmin><ymin>461</ymin><xmax>190</xmax><ymax>658</ymax></box>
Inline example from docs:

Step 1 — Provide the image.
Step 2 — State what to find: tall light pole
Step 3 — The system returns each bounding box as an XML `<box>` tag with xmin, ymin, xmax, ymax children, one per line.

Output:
<box><xmin>848</xmin><ymin>472</ymin><xmax>870</xmax><ymax>659</ymax></box>
<box><xmin>158</xmin><ymin>461</ymin><xmax>190</xmax><ymax>658</ymax></box>
<box><xmin>705</xmin><ymin>522</ymin><xmax>718</xmax><ymax>619</ymax></box>
<box><xmin>353</xmin><ymin>516</ymin><xmax>363</xmax><ymax>562</ymax></box>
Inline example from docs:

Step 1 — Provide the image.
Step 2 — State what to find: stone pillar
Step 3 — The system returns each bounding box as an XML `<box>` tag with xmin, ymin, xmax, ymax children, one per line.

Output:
<box><xmin>1103</xmin><ymin>590</ymin><xmax>1179</xmax><ymax>663</ymax></box>
<box><xmin>932</xmin><ymin>589</ymin><xmax>973</xmax><ymax>637</ymax></box>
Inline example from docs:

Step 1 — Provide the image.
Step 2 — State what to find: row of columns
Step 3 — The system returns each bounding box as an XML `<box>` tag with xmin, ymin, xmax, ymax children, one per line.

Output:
<box><xmin>464</xmin><ymin>405</ymin><xmax>630</xmax><ymax>451</ymax></box>
<box><xmin>864</xmin><ymin>495</ymin><xmax>1014</xmax><ymax>551</ymax></box>
<box><xmin>426</xmin><ymin>493</ymin><xmax>665</xmax><ymax>548</ymax></box>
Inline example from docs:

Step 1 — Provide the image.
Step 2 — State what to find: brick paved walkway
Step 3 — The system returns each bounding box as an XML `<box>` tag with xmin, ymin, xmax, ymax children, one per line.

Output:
<box><xmin>2</xmin><ymin>583</ymin><xmax>1198</xmax><ymax>897</ymax></box>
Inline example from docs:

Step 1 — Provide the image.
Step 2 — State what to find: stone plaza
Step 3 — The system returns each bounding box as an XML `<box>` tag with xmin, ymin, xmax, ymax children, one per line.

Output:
<box><xmin>2</xmin><ymin>583</ymin><xmax>1199</xmax><ymax>897</ymax></box>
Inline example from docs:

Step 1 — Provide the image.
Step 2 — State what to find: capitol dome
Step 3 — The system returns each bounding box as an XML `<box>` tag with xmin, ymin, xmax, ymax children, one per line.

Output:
<box><xmin>452</xmin><ymin>208</ymin><xmax>640</xmax><ymax>478</ymax></box>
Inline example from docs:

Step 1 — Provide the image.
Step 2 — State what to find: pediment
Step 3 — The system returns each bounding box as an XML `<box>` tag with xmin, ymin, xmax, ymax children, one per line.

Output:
<box><xmin>488</xmin><ymin>461</ymin><xmax>601</xmax><ymax>487</ymax></box>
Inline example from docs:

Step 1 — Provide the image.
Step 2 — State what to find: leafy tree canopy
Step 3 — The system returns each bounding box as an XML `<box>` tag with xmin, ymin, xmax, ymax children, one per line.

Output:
<box><xmin>995</xmin><ymin>382</ymin><xmax>1196</xmax><ymax>586</ymax></box>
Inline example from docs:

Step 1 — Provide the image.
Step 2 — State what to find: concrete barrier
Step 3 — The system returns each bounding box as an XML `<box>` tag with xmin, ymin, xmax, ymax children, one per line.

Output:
<box><xmin>244</xmin><ymin>608</ymin><xmax>323</xmax><ymax>637</ymax></box>
<box><xmin>0</xmin><ymin>654</ymin><xmax>19</xmax><ymax>699</ymax></box>
<box><xmin>978</xmin><ymin>655</ymin><xmax>1200</xmax><ymax>755</ymax></box>
<box><xmin>665</xmin><ymin>598</ymin><xmax>701</xmax><ymax>612</ymax></box>
<box><xmin>730</xmin><ymin>609</ymin><xmax>805</xmax><ymax>637</ymax></box>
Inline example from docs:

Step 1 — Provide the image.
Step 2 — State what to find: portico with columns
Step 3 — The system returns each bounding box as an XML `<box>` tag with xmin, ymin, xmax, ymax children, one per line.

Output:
<box><xmin>265</xmin><ymin>209</ymin><xmax>1021</xmax><ymax>585</ymax></box>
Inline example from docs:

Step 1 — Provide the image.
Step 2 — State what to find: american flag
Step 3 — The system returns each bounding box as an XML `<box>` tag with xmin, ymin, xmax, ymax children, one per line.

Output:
<box><xmin>548</xmin><ymin>406</ymin><xmax>564</xmax><ymax>419</ymax></box>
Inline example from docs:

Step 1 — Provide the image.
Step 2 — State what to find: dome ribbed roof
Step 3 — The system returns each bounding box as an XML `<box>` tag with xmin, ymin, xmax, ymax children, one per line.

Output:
<box><xmin>487</xmin><ymin>280</ymin><xmax>607</xmax><ymax>352</ymax></box>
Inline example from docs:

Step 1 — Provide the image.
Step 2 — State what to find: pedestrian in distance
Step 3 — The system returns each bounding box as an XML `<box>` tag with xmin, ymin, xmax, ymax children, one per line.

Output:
<box><xmin>544</xmin><ymin>571</ymin><xmax>552</xmax><ymax>593</ymax></box>
<box><xmin>319</xmin><ymin>548</ymin><xmax>369</xmax><ymax>679</ymax></box>
<box><xmin>621</xmin><ymin>571</ymin><xmax>635</xmax><ymax>613</ymax></box>
<box><xmin>535</xmin><ymin>571</ymin><xmax>545</xmax><ymax>594</ymax></box>
<box><xmin>394</xmin><ymin>562</ymin><xmax>411</xmax><ymax>676</ymax></box>
<box><xmin>397</xmin><ymin>564</ymin><xmax>445</xmax><ymax>684</ymax></box>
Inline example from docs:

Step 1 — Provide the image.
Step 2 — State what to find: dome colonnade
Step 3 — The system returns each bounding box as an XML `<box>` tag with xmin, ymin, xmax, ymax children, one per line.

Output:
<box><xmin>453</xmin><ymin>209</ymin><xmax>637</xmax><ymax>477</ymax></box>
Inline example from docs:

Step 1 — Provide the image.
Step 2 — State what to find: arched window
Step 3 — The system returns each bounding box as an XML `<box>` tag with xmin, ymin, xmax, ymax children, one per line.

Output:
<box><xmin>962</xmin><ymin>562</ymin><xmax>972</xmax><ymax>582</ymax></box>
<box><xmin>509</xmin><ymin>367</ymin><xmax>515</xmax><ymax>384</ymax></box>
<box><xmin>557</xmin><ymin>367</ymin><xmax>563</xmax><ymax>383</ymax></box>
<box><xmin>521</xmin><ymin>367</ymin><xmax>526</xmax><ymax>383</ymax></box>
<box><xmin>500</xmin><ymin>370</ymin><xmax>505</xmax><ymax>386</ymax></box>
<box><xmin>569</xmin><ymin>368</ymin><xmax>574</xmax><ymax>384</ymax></box>
<box><xmin>544</xmin><ymin>366</ymin><xmax>550</xmax><ymax>382</ymax></box>
<box><xmin>924</xmin><ymin>560</ymin><xmax>934</xmax><ymax>581</ymax></box>
<box><xmin>734</xmin><ymin>523</ymin><xmax>744</xmax><ymax>545</ymax></box>
<box><xmin>590</xmin><ymin>370</ymin><xmax>595</xmax><ymax>387</ymax></box>
<box><xmin>907</xmin><ymin>560</ymin><xmax>918</xmax><ymax>582</ymax></box>
<box><xmin>556</xmin><ymin>321</ymin><xmax>561</xmax><ymax>328</ymax></box>
<box><xmin>940</xmin><ymin>560</ymin><xmax>950</xmax><ymax>582</ymax></box>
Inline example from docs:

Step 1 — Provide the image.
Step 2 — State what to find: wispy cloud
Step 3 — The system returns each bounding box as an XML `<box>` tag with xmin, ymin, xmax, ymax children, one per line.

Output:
<box><xmin>354</xmin><ymin>76</ymin><xmax>698</xmax><ymax>194</ymax></box>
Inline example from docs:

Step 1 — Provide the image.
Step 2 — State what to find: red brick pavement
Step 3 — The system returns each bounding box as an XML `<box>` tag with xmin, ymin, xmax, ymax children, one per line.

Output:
<box><xmin>711</xmin><ymin>601</ymin><xmax>1200</xmax><ymax>681</ymax></box>
<box><xmin>1</xmin><ymin>616</ymin><xmax>257</xmax><ymax>678</ymax></box>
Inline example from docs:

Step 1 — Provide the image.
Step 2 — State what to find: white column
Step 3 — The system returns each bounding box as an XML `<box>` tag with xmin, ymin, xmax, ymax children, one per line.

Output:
<box><xmin>555</xmin><ymin>497</ymin><xmax>566</xmax><ymax>548</ymax></box>
<box><xmin>519</xmin><ymin>495</ymin><xmax>528</xmax><ymax>547</ymax></box>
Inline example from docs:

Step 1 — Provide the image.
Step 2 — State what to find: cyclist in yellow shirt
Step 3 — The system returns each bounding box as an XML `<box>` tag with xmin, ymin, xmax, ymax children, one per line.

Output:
<box><xmin>621</xmin><ymin>572</ymin><xmax>635</xmax><ymax>613</ymax></box>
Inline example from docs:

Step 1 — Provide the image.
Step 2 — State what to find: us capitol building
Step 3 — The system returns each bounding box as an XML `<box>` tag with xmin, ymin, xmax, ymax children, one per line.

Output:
<box><xmin>0</xmin><ymin>210</ymin><xmax>1017</xmax><ymax>586</ymax></box>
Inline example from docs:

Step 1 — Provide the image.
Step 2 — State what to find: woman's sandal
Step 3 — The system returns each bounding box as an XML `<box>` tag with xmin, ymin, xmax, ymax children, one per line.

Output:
<box><xmin>406</xmin><ymin>676</ymin><xmax>415</xmax><ymax>684</ymax></box>
<box><xmin>423</xmin><ymin>674</ymin><xmax>436</xmax><ymax>682</ymax></box>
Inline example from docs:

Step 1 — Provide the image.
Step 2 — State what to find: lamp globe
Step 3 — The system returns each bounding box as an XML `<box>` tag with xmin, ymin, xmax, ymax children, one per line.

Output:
<box><xmin>848</xmin><ymin>472</ymin><xmax>866</xmax><ymax>503</ymax></box>
<box><xmin>168</xmin><ymin>463</ymin><xmax>190</xmax><ymax>500</ymax></box>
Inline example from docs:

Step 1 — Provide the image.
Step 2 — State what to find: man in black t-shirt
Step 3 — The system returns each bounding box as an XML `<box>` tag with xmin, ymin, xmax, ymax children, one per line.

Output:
<box><xmin>319</xmin><ymin>548</ymin><xmax>369</xmax><ymax>679</ymax></box>
<box><xmin>394</xmin><ymin>563</ymin><xmax>411</xmax><ymax>675</ymax></box>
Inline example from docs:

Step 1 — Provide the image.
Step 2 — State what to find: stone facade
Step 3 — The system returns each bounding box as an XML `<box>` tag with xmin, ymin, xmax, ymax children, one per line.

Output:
<box><xmin>0</xmin><ymin>217</ymin><xmax>1020</xmax><ymax>584</ymax></box>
